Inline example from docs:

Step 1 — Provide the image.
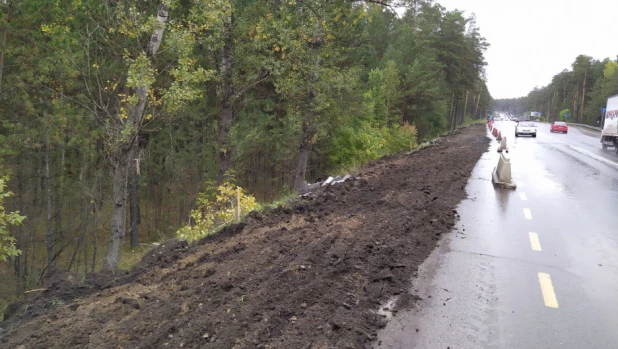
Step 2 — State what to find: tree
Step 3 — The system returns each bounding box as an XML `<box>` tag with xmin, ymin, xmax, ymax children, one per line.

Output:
<box><xmin>258</xmin><ymin>0</ymin><xmax>367</xmax><ymax>190</ymax></box>
<box><xmin>0</xmin><ymin>0</ymin><xmax>12</xmax><ymax>94</ymax></box>
<box><xmin>104</xmin><ymin>2</ymin><xmax>171</xmax><ymax>269</ymax></box>
<box><xmin>0</xmin><ymin>0</ymin><xmax>493</xmax><ymax>297</ymax></box>
<box><xmin>78</xmin><ymin>0</ymin><xmax>212</xmax><ymax>269</ymax></box>
<box><xmin>0</xmin><ymin>176</ymin><xmax>25</xmax><ymax>262</ymax></box>
<box><xmin>383</xmin><ymin>59</ymin><xmax>402</xmax><ymax>126</ymax></box>
<box><xmin>496</xmin><ymin>54</ymin><xmax>610</xmax><ymax>126</ymax></box>
<box><xmin>364</xmin><ymin>68</ymin><xmax>386</xmax><ymax>124</ymax></box>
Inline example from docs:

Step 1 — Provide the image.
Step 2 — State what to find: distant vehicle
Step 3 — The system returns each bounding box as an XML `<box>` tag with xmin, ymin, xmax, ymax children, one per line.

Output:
<box><xmin>601</xmin><ymin>95</ymin><xmax>618</xmax><ymax>151</ymax></box>
<box><xmin>550</xmin><ymin>121</ymin><xmax>568</xmax><ymax>134</ymax></box>
<box><xmin>521</xmin><ymin>111</ymin><xmax>541</xmax><ymax>122</ymax></box>
<box><xmin>512</xmin><ymin>117</ymin><xmax>519</xmax><ymax>122</ymax></box>
<box><xmin>516</xmin><ymin>122</ymin><xmax>537</xmax><ymax>137</ymax></box>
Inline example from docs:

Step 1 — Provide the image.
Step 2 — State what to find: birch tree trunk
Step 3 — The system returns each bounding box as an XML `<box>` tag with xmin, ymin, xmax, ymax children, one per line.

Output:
<box><xmin>294</xmin><ymin>103</ymin><xmax>313</xmax><ymax>191</ymax></box>
<box><xmin>293</xmin><ymin>21</ymin><xmax>321</xmax><ymax>192</ymax></box>
<box><xmin>218</xmin><ymin>11</ymin><xmax>234</xmax><ymax>184</ymax></box>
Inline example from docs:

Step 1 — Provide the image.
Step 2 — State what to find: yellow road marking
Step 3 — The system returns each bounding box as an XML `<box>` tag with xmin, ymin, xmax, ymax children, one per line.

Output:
<box><xmin>519</xmin><ymin>193</ymin><xmax>528</xmax><ymax>201</ymax></box>
<box><xmin>523</xmin><ymin>208</ymin><xmax>533</xmax><ymax>220</ymax></box>
<box><xmin>529</xmin><ymin>232</ymin><xmax>542</xmax><ymax>251</ymax></box>
<box><xmin>538</xmin><ymin>273</ymin><xmax>559</xmax><ymax>308</ymax></box>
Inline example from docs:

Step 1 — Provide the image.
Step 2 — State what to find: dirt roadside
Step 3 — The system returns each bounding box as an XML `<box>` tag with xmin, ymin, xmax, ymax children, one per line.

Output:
<box><xmin>0</xmin><ymin>124</ymin><xmax>489</xmax><ymax>349</ymax></box>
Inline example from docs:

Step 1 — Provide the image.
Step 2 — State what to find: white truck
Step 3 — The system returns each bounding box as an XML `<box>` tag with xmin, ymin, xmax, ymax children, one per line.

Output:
<box><xmin>601</xmin><ymin>95</ymin><xmax>618</xmax><ymax>151</ymax></box>
<box><xmin>521</xmin><ymin>111</ymin><xmax>540</xmax><ymax>121</ymax></box>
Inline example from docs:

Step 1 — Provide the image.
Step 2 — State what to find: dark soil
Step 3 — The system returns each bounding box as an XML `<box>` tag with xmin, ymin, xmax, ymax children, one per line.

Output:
<box><xmin>0</xmin><ymin>124</ymin><xmax>488</xmax><ymax>349</ymax></box>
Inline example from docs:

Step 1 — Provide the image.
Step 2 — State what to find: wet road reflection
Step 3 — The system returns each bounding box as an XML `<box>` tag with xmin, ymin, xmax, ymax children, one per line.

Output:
<box><xmin>377</xmin><ymin>121</ymin><xmax>618</xmax><ymax>349</ymax></box>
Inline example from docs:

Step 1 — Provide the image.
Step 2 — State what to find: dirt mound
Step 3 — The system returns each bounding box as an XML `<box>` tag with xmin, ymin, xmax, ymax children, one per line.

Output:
<box><xmin>0</xmin><ymin>124</ymin><xmax>488</xmax><ymax>349</ymax></box>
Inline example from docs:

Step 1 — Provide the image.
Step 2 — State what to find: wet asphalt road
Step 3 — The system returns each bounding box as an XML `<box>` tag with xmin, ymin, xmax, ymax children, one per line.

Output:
<box><xmin>376</xmin><ymin>121</ymin><xmax>618</xmax><ymax>349</ymax></box>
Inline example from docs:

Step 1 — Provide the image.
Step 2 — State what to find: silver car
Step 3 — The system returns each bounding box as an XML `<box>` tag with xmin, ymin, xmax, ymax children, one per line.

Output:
<box><xmin>515</xmin><ymin>122</ymin><xmax>537</xmax><ymax>137</ymax></box>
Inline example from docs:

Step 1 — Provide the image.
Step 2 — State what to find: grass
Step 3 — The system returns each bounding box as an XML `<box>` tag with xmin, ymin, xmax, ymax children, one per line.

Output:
<box><xmin>117</xmin><ymin>242</ymin><xmax>161</xmax><ymax>271</ymax></box>
<box><xmin>462</xmin><ymin>117</ymin><xmax>487</xmax><ymax>127</ymax></box>
<box><xmin>405</xmin><ymin>140</ymin><xmax>437</xmax><ymax>155</ymax></box>
<box><xmin>257</xmin><ymin>192</ymin><xmax>298</xmax><ymax>211</ymax></box>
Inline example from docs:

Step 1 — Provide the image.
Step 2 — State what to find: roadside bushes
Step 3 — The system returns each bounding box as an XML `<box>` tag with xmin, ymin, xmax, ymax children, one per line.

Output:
<box><xmin>329</xmin><ymin>122</ymin><xmax>418</xmax><ymax>168</ymax></box>
<box><xmin>559</xmin><ymin>109</ymin><xmax>571</xmax><ymax>122</ymax></box>
<box><xmin>176</xmin><ymin>180</ymin><xmax>258</xmax><ymax>242</ymax></box>
<box><xmin>0</xmin><ymin>176</ymin><xmax>25</xmax><ymax>262</ymax></box>
<box><xmin>382</xmin><ymin>122</ymin><xmax>418</xmax><ymax>154</ymax></box>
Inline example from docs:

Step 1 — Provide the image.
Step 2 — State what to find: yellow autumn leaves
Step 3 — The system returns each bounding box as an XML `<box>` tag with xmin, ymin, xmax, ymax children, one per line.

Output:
<box><xmin>176</xmin><ymin>180</ymin><xmax>258</xmax><ymax>242</ymax></box>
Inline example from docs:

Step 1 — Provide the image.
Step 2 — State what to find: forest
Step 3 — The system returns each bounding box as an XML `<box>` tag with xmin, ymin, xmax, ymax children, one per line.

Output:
<box><xmin>495</xmin><ymin>55</ymin><xmax>618</xmax><ymax>124</ymax></box>
<box><xmin>0</xmin><ymin>0</ymin><xmax>491</xmax><ymax>313</ymax></box>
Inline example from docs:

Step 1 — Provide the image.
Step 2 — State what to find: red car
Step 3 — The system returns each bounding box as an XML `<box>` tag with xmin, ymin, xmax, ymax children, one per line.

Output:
<box><xmin>550</xmin><ymin>121</ymin><xmax>568</xmax><ymax>134</ymax></box>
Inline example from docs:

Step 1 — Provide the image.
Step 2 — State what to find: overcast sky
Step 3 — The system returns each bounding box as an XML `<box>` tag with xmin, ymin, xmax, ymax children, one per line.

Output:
<box><xmin>411</xmin><ymin>0</ymin><xmax>618</xmax><ymax>99</ymax></box>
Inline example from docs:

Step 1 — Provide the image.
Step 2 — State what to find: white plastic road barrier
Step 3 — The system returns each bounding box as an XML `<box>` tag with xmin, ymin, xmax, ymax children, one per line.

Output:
<box><xmin>497</xmin><ymin>136</ymin><xmax>508</xmax><ymax>153</ymax></box>
<box><xmin>321</xmin><ymin>176</ymin><xmax>334</xmax><ymax>186</ymax></box>
<box><xmin>492</xmin><ymin>153</ymin><xmax>516</xmax><ymax>189</ymax></box>
<box><xmin>331</xmin><ymin>174</ymin><xmax>351</xmax><ymax>184</ymax></box>
<box><xmin>496</xmin><ymin>129</ymin><xmax>502</xmax><ymax>141</ymax></box>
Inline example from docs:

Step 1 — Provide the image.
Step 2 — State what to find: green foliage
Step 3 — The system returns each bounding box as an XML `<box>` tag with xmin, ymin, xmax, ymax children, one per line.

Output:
<box><xmin>176</xmin><ymin>179</ymin><xmax>258</xmax><ymax>242</ymax></box>
<box><xmin>0</xmin><ymin>0</ymin><xmax>491</xmax><ymax>297</ymax></box>
<box><xmin>382</xmin><ymin>123</ymin><xmax>418</xmax><ymax>153</ymax></box>
<box><xmin>0</xmin><ymin>177</ymin><xmax>25</xmax><ymax>262</ymax></box>
<box><xmin>603</xmin><ymin>61</ymin><xmax>618</xmax><ymax>79</ymax></box>
<box><xmin>329</xmin><ymin>122</ymin><xmax>418</xmax><ymax>168</ymax></box>
<box><xmin>329</xmin><ymin>123</ymin><xmax>383</xmax><ymax>168</ymax></box>
<box><xmin>383</xmin><ymin>60</ymin><xmax>402</xmax><ymax>126</ymax></box>
<box><xmin>364</xmin><ymin>68</ymin><xmax>387</xmax><ymax>124</ymax></box>
<box><xmin>496</xmin><ymin>55</ymin><xmax>618</xmax><ymax>125</ymax></box>
<box><xmin>559</xmin><ymin>109</ymin><xmax>571</xmax><ymax>122</ymax></box>
<box><xmin>462</xmin><ymin>115</ymin><xmax>476</xmax><ymax>126</ymax></box>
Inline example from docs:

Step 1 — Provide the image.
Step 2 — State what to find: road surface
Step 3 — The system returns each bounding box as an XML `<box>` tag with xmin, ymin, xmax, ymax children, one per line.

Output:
<box><xmin>376</xmin><ymin>121</ymin><xmax>618</xmax><ymax>349</ymax></box>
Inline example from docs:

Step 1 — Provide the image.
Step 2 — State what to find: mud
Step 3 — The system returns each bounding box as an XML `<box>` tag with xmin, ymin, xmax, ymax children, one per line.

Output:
<box><xmin>0</xmin><ymin>124</ymin><xmax>489</xmax><ymax>349</ymax></box>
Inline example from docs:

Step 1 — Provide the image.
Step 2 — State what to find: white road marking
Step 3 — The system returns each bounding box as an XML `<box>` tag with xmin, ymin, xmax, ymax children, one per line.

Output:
<box><xmin>529</xmin><ymin>232</ymin><xmax>542</xmax><ymax>251</ymax></box>
<box><xmin>523</xmin><ymin>208</ymin><xmax>533</xmax><ymax>220</ymax></box>
<box><xmin>519</xmin><ymin>193</ymin><xmax>528</xmax><ymax>201</ymax></box>
<box><xmin>538</xmin><ymin>273</ymin><xmax>559</xmax><ymax>308</ymax></box>
<box><xmin>568</xmin><ymin>145</ymin><xmax>618</xmax><ymax>169</ymax></box>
